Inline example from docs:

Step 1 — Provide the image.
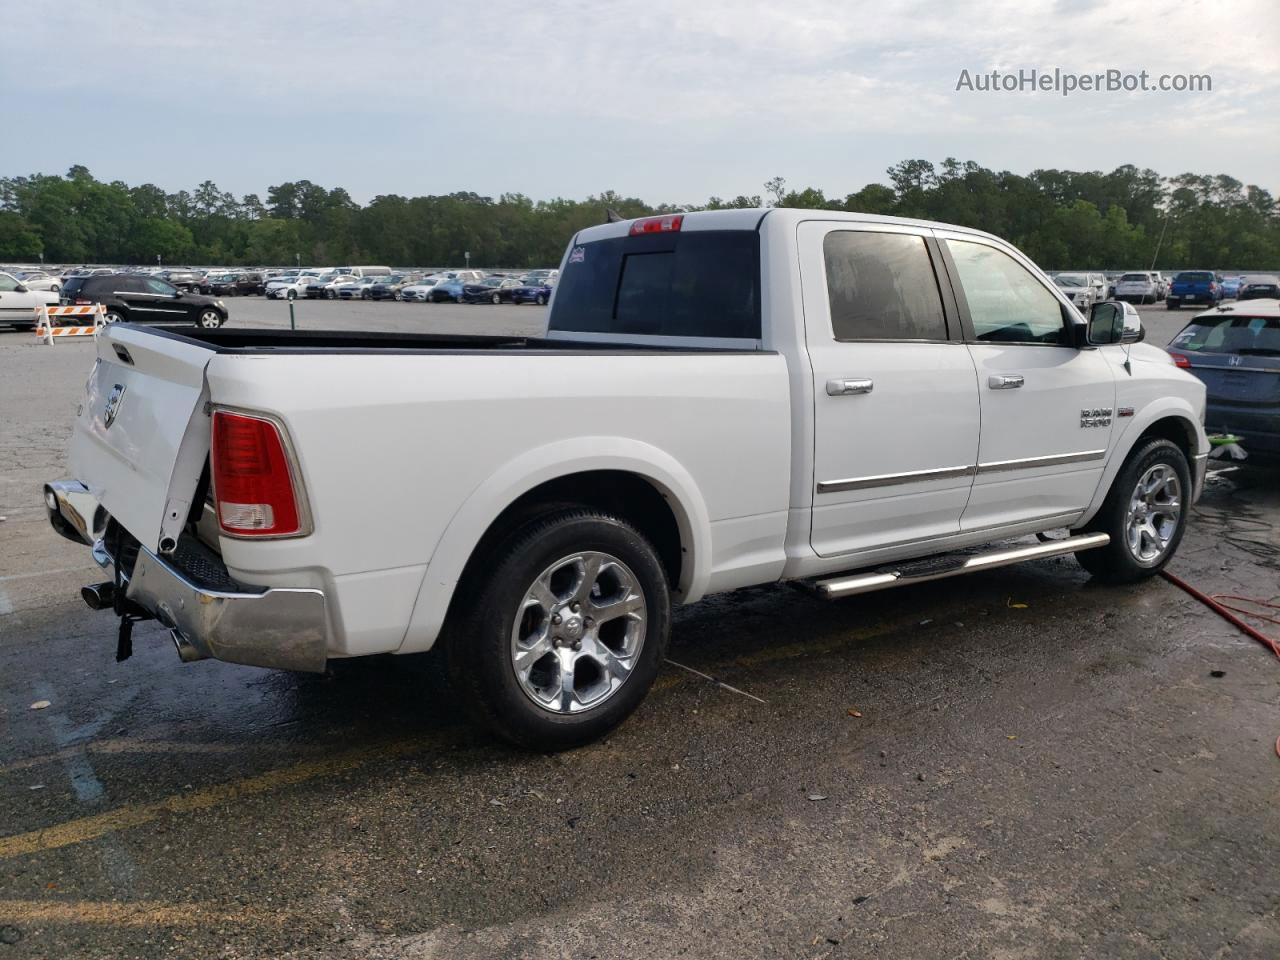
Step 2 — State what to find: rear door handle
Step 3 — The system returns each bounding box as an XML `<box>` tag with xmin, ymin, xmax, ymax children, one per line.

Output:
<box><xmin>988</xmin><ymin>374</ymin><xmax>1024</xmax><ymax>390</ymax></box>
<box><xmin>827</xmin><ymin>377</ymin><xmax>874</xmax><ymax>396</ymax></box>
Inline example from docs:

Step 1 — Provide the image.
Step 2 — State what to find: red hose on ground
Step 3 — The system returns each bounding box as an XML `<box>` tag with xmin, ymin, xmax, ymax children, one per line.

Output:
<box><xmin>1160</xmin><ymin>570</ymin><xmax>1280</xmax><ymax>759</ymax></box>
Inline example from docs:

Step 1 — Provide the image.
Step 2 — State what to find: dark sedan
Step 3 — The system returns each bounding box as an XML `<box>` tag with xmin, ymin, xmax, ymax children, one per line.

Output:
<box><xmin>1167</xmin><ymin>301</ymin><xmax>1280</xmax><ymax>463</ymax></box>
<box><xmin>461</xmin><ymin>277</ymin><xmax>523</xmax><ymax>304</ymax></box>
<box><xmin>511</xmin><ymin>280</ymin><xmax>554</xmax><ymax>305</ymax></box>
<box><xmin>158</xmin><ymin>270</ymin><xmax>203</xmax><ymax>293</ymax></box>
<box><xmin>367</xmin><ymin>275</ymin><xmax>421</xmax><ymax>301</ymax></box>
<box><xmin>1238</xmin><ymin>275</ymin><xmax>1280</xmax><ymax>301</ymax></box>
<box><xmin>200</xmin><ymin>273</ymin><xmax>241</xmax><ymax>296</ymax></box>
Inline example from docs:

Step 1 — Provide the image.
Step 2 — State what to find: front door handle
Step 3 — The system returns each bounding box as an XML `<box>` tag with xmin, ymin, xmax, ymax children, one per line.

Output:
<box><xmin>827</xmin><ymin>377</ymin><xmax>874</xmax><ymax>396</ymax></box>
<box><xmin>988</xmin><ymin>374</ymin><xmax>1024</xmax><ymax>390</ymax></box>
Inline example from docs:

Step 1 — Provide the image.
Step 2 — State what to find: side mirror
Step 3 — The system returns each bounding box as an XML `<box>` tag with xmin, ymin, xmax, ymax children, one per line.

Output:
<box><xmin>1086</xmin><ymin>301</ymin><xmax>1142</xmax><ymax>345</ymax></box>
<box><xmin>14</xmin><ymin>284</ymin><xmax>27</xmax><ymax>293</ymax></box>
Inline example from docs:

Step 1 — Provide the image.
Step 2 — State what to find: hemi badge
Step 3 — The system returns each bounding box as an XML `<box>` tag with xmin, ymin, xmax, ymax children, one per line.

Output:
<box><xmin>1118</xmin><ymin>407</ymin><xmax>1135</xmax><ymax>418</ymax></box>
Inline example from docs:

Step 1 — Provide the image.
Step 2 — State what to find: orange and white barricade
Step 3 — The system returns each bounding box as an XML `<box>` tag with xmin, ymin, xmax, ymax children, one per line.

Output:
<box><xmin>34</xmin><ymin>304</ymin><xmax>107</xmax><ymax>345</ymax></box>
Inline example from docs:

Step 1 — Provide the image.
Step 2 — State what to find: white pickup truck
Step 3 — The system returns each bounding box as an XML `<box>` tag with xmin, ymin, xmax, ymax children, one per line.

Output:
<box><xmin>46</xmin><ymin>209</ymin><xmax>1209</xmax><ymax>749</ymax></box>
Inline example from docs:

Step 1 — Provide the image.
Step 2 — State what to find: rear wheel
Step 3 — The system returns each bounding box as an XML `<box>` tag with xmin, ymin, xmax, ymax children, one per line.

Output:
<box><xmin>446</xmin><ymin>509</ymin><xmax>671</xmax><ymax>750</ymax></box>
<box><xmin>1075</xmin><ymin>438</ymin><xmax>1190</xmax><ymax>583</ymax></box>
<box><xmin>287</xmin><ymin>289</ymin><xmax>297</xmax><ymax>300</ymax></box>
<box><xmin>103</xmin><ymin>310</ymin><xmax>125</xmax><ymax>324</ymax></box>
<box><xmin>455</xmin><ymin>294</ymin><xmax>465</xmax><ymax>303</ymax></box>
<box><xmin>491</xmin><ymin>292</ymin><xmax>501</xmax><ymax>304</ymax></box>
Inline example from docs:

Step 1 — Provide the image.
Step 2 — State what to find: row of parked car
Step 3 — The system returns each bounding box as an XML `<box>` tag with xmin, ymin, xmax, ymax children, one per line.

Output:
<box><xmin>262</xmin><ymin>269</ymin><xmax>560</xmax><ymax>305</ymax></box>
<box><xmin>1047</xmin><ymin>270</ymin><xmax>1280</xmax><ymax>311</ymax></box>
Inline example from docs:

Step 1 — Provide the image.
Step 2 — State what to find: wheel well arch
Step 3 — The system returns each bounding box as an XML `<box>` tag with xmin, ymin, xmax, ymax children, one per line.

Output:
<box><xmin>1134</xmin><ymin>415</ymin><xmax>1197</xmax><ymax>464</ymax></box>
<box><xmin>454</xmin><ymin>470</ymin><xmax>686</xmax><ymax>598</ymax></box>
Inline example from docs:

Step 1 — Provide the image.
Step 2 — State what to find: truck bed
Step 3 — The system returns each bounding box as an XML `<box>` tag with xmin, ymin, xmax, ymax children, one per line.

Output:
<box><xmin>147</xmin><ymin>325</ymin><xmax>764</xmax><ymax>355</ymax></box>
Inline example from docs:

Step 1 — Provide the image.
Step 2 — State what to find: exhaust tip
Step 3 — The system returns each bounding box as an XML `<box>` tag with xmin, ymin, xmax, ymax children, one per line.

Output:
<box><xmin>171</xmin><ymin>630</ymin><xmax>207</xmax><ymax>663</ymax></box>
<box><xmin>81</xmin><ymin>582</ymin><xmax>116</xmax><ymax>611</ymax></box>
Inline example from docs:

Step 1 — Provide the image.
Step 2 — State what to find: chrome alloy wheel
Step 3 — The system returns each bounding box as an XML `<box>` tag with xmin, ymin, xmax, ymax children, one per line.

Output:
<box><xmin>510</xmin><ymin>551</ymin><xmax>647</xmax><ymax>714</ymax></box>
<box><xmin>1124</xmin><ymin>464</ymin><xmax>1182</xmax><ymax>565</ymax></box>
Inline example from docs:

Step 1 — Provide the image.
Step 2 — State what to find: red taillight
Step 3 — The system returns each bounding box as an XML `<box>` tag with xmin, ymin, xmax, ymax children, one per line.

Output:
<box><xmin>210</xmin><ymin>411</ymin><xmax>305</xmax><ymax>537</ymax></box>
<box><xmin>1169</xmin><ymin>352</ymin><xmax>1191</xmax><ymax>369</ymax></box>
<box><xmin>629</xmin><ymin>214</ymin><xmax>683</xmax><ymax>236</ymax></box>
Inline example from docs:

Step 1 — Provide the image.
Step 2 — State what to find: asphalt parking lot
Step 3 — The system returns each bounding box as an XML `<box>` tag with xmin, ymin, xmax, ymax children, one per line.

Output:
<box><xmin>1</xmin><ymin>301</ymin><xmax>1278</xmax><ymax>959</ymax></box>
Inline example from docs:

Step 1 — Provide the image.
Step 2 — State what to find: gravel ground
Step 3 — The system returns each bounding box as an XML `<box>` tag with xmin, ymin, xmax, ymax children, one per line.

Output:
<box><xmin>0</xmin><ymin>301</ymin><xmax>1278</xmax><ymax>959</ymax></box>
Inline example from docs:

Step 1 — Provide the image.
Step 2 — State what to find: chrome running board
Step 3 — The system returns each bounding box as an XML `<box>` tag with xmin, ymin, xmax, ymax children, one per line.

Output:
<box><xmin>810</xmin><ymin>533</ymin><xmax>1111</xmax><ymax>599</ymax></box>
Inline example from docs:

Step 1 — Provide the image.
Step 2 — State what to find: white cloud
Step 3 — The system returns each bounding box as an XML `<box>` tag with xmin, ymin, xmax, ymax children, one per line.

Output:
<box><xmin>7</xmin><ymin>0</ymin><xmax>1278</xmax><ymax>199</ymax></box>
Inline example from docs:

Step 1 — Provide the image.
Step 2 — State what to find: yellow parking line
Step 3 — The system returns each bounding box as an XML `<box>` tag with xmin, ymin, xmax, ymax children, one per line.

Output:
<box><xmin>0</xmin><ymin>738</ymin><xmax>428</xmax><ymax>860</ymax></box>
<box><xmin>0</xmin><ymin>898</ymin><xmax>283</xmax><ymax>928</ymax></box>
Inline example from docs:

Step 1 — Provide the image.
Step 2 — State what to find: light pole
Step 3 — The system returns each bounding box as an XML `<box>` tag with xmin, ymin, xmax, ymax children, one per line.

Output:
<box><xmin>156</xmin><ymin>253</ymin><xmax>162</xmax><ymax>268</ymax></box>
<box><xmin>465</xmin><ymin>251</ymin><xmax>471</xmax><ymax>269</ymax></box>
<box><xmin>296</xmin><ymin>253</ymin><xmax>301</xmax><ymax>268</ymax></box>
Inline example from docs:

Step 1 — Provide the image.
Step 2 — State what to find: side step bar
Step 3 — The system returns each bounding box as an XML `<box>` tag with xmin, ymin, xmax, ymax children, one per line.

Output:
<box><xmin>811</xmin><ymin>532</ymin><xmax>1111</xmax><ymax>600</ymax></box>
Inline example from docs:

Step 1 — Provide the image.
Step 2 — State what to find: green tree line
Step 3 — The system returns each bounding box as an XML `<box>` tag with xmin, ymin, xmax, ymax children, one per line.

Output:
<box><xmin>1</xmin><ymin>161</ymin><xmax>1276</xmax><ymax>269</ymax></box>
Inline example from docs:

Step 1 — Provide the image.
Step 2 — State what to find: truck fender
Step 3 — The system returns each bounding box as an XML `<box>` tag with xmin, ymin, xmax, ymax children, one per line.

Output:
<box><xmin>1078</xmin><ymin>396</ymin><xmax>1206</xmax><ymax>526</ymax></box>
<box><xmin>396</xmin><ymin>436</ymin><xmax>713</xmax><ymax>654</ymax></box>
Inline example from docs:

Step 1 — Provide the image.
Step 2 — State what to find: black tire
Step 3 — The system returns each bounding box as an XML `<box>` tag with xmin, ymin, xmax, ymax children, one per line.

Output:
<box><xmin>1166</xmin><ymin>301</ymin><xmax>1179</xmax><ymax>310</ymax></box>
<box><xmin>455</xmin><ymin>294</ymin><xmax>465</xmax><ymax>303</ymax></box>
<box><xmin>535</xmin><ymin>293</ymin><xmax>547</xmax><ymax>306</ymax></box>
<box><xmin>103</xmin><ymin>309</ymin><xmax>126</xmax><ymax>324</ymax></box>
<box><xmin>446</xmin><ymin>509</ymin><xmax>672</xmax><ymax>750</ymax></box>
<box><xmin>287</xmin><ymin>289</ymin><xmax>297</xmax><ymax>301</ymax></box>
<box><xmin>196</xmin><ymin>309</ymin><xmax>224</xmax><ymax>329</ymax></box>
<box><xmin>1074</xmin><ymin>438</ymin><xmax>1191</xmax><ymax>584</ymax></box>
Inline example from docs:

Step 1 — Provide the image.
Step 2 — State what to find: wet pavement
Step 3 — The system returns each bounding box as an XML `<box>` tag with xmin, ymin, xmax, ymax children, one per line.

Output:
<box><xmin>1</xmin><ymin>304</ymin><xmax>1278</xmax><ymax>959</ymax></box>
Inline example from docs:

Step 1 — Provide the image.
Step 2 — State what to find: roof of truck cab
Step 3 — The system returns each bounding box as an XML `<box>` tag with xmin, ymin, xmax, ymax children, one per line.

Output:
<box><xmin>573</xmin><ymin>207</ymin><xmax>1008</xmax><ymax>246</ymax></box>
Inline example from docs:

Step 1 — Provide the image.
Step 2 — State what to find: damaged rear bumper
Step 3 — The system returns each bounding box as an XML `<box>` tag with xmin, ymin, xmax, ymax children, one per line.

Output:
<box><xmin>45</xmin><ymin>480</ymin><xmax>330</xmax><ymax>673</ymax></box>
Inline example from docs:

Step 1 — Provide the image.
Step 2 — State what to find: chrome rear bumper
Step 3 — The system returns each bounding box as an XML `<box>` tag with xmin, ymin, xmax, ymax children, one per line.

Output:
<box><xmin>45</xmin><ymin>479</ymin><xmax>330</xmax><ymax>673</ymax></box>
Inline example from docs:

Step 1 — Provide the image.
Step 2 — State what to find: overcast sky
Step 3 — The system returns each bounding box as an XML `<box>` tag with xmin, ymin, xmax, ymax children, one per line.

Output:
<box><xmin>6</xmin><ymin>0</ymin><xmax>1278</xmax><ymax>204</ymax></box>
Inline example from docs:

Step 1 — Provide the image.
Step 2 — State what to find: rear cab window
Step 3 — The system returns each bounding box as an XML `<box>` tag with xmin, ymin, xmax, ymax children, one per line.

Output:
<box><xmin>548</xmin><ymin>226</ymin><xmax>761</xmax><ymax>345</ymax></box>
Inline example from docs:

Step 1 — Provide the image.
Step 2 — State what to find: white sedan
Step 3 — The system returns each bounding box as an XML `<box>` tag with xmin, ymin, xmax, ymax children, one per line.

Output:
<box><xmin>266</xmin><ymin>276</ymin><xmax>320</xmax><ymax>300</ymax></box>
<box><xmin>15</xmin><ymin>270</ymin><xmax>63</xmax><ymax>293</ymax></box>
<box><xmin>0</xmin><ymin>271</ymin><xmax>59</xmax><ymax>328</ymax></box>
<box><xmin>400</xmin><ymin>277</ymin><xmax>446</xmax><ymax>302</ymax></box>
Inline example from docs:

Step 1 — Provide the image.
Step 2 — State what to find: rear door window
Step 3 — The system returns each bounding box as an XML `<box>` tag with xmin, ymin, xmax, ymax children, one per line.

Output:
<box><xmin>822</xmin><ymin>231</ymin><xmax>948</xmax><ymax>340</ymax></box>
<box><xmin>550</xmin><ymin>230</ymin><xmax>761</xmax><ymax>341</ymax></box>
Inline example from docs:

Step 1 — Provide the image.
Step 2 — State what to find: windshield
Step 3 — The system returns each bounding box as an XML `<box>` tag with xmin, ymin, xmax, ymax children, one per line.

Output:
<box><xmin>1170</xmin><ymin>315</ymin><xmax>1280</xmax><ymax>356</ymax></box>
<box><xmin>1055</xmin><ymin>276</ymin><xmax>1085</xmax><ymax>287</ymax></box>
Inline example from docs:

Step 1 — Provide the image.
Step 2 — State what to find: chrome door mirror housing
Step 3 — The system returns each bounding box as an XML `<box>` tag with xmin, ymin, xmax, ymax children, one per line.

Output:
<box><xmin>1086</xmin><ymin>300</ymin><xmax>1143</xmax><ymax>345</ymax></box>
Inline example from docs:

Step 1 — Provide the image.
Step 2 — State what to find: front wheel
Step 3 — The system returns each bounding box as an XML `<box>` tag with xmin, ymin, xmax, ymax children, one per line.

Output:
<box><xmin>1075</xmin><ymin>438</ymin><xmax>1190</xmax><ymax>583</ymax></box>
<box><xmin>287</xmin><ymin>290</ymin><xmax>297</xmax><ymax>300</ymax></box>
<box><xmin>446</xmin><ymin>509</ymin><xmax>671</xmax><ymax>750</ymax></box>
<box><xmin>455</xmin><ymin>294</ymin><xmax>465</xmax><ymax>303</ymax></box>
<box><xmin>491</xmin><ymin>293</ymin><xmax>501</xmax><ymax>304</ymax></box>
<box><xmin>197</xmin><ymin>309</ymin><xmax>224</xmax><ymax>329</ymax></box>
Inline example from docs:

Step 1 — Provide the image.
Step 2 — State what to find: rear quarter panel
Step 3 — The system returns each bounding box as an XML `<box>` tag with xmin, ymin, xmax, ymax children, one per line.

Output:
<box><xmin>203</xmin><ymin>350</ymin><xmax>792</xmax><ymax>655</ymax></box>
